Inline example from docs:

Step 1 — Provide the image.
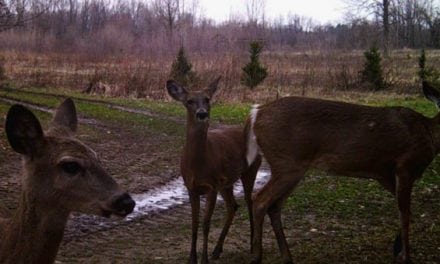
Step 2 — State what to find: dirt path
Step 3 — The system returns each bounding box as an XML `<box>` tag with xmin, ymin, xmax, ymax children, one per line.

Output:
<box><xmin>0</xmin><ymin>86</ymin><xmax>185</xmax><ymax>125</ymax></box>
<box><xmin>1</xmin><ymin>96</ymin><xmax>439</xmax><ymax>264</ymax></box>
<box><xmin>0</xmin><ymin>96</ymin><xmax>107</xmax><ymax>128</ymax></box>
<box><xmin>0</xmin><ymin>97</ymin><xmax>269</xmax><ymax>263</ymax></box>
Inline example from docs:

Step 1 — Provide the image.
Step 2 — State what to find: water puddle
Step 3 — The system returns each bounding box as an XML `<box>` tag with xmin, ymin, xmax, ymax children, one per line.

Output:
<box><xmin>127</xmin><ymin>169</ymin><xmax>271</xmax><ymax>220</ymax></box>
<box><xmin>64</xmin><ymin>169</ymin><xmax>271</xmax><ymax>237</ymax></box>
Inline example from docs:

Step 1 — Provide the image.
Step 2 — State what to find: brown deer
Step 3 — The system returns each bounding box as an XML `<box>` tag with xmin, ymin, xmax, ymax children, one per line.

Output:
<box><xmin>166</xmin><ymin>77</ymin><xmax>261</xmax><ymax>264</ymax></box>
<box><xmin>0</xmin><ymin>98</ymin><xmax>135</xmax><ymax>264</ymax></box>
<box><xmin>246</xmin><ymin>81</ymin><xmax>440</xmax><ymax>264</ymax></box>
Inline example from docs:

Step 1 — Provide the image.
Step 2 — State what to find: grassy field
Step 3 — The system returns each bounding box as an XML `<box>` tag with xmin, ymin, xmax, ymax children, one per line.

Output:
<box><xmin>2</xmin><ymin>49</ymin><xmax>440</xmax><ymax>102</ymax></box>
<box><xmin>0</xmin><ymin>83</ymin><xmax>439</xmax><ymax>263</ymax></box>
<box><xmin>0</xmin><ymin>55</ymin><xmax>440</xmax><ymax>263</ymax></box>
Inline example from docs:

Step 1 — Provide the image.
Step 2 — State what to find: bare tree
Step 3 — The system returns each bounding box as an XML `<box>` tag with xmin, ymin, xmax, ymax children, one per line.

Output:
<box><xmin>344</xmin><ymin>0</ymin><xmax>391</xmax><ymax>55</ymax></box>
<box><xmin>0</xmin><ymin>0</ymin><xmax>57</xmax><ymax>32</ymax></box>
<box><xmin>153</xmin><ymin>0</ymin><xmax>180</xmax><ymax>40</ymax></box>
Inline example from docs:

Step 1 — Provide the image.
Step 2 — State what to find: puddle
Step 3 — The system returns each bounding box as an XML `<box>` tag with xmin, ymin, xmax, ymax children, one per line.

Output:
<box><xmin>128</xmin><ymin>169</ymin><xmax>271</xmax><ymax>220</ymax></box>
<box><xmin>63</xmin><ymin>169</ymin><xmax>271</xmax><ymax>238</ymax></box>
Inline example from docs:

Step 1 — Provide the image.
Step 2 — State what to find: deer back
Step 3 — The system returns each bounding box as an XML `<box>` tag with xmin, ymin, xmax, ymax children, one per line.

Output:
<box><xmin>253</xmin><ymin>96</ymin><xmax>436</xmax><ymax>179</ymax></box>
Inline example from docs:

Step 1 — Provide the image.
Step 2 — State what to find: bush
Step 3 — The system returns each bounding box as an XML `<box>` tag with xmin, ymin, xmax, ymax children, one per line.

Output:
<box><xmin>418</xmin><ymin>49</ymin><xmax>440</xmax><ymax>86</ymax></box>
<box><xmin>169</xmin><ymin>46</ymin><xmax>198</xmax><ymax>86</ymax></box>
<box><xmin>241</xmin><ymin>41</ymin><xmax>267</xmax><ymax>90</ymax></box>
<box><xmin>0</xmin><ymin>56</ymin><xmax>6</xmax><ymax>81</ymax></box>
<box><xmin>360</xmin><ymin>45</ymin><xmax>386</xmax><ymax>91</ymax></box>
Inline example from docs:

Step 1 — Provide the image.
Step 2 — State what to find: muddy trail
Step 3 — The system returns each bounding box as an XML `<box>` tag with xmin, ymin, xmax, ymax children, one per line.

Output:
<box><xmin>0</xmin><ymin>95</ymin><xmax>272</xmax><ymax>263</ymax></box>
<box><xmin>1</xmin><ymin>93</ymin><xmax>439</xmax><ymax>263</ymax></box>
<box><xmin>0</xmin><ymin>86</ymin><xmax>185</xmax><ymax>125</ymax></box>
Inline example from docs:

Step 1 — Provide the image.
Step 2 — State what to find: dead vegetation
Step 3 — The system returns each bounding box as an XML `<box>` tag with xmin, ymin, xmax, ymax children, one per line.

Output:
<box><xmin>2</xmin><ymin>49</ymin><xmax>439</xmax><ymax>103</ymax></box>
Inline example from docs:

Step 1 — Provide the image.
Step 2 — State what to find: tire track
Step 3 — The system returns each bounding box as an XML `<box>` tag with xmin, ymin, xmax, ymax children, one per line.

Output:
<box><xmin>0</xmin><ymin>86</ymin><xmax>185</xmax><ymax>125</ymax></box>
<box><xmin>0</xmin><ymin>96</ymin><xmax>107</xmax><ymax>129</ymax></box>
<box><xmin>0</xmin><ymin>94</ymin><xmax>268</xmax><ymax>247</ymax></box>
<box><xmin>62</xmin><ymin>169</ymin><xmax>271</xmax><ymax>242</ymax></box>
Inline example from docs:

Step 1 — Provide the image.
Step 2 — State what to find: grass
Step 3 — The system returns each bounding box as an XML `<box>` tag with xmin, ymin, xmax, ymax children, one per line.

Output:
<box><xmin>0</xmin><ymin>84</ymin><xmax>439</xmax><ymax>263</ymax></box>
<box><xmin>0</xmin><ymin>88</ymin><xmax>184</xmax><ymax>137</ymax></box>
<box><xmin>1</xmin><ymin>85</ymin><xmax>253</xmax><ymax>125</ymax></box>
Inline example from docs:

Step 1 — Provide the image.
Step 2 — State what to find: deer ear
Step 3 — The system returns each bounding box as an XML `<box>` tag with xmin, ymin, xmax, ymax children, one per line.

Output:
<box><xmin>6</xmin><ymin>104</ymin><xmax>44</xmax><ymax>157</ymax></box>
<box><xmin>423</xmin><ymin>81</ymin><xmax>440</xmax><ymax>107</ymax></box>
<box><xmin>53</xmin><ymin>98</ymin><xmax>78</xmax><ymax>134</ymax></box>
<box><xmin>166</xmin><ymin>80</ymin><xmax>188</xmax><ymax>102</ymax></box>
<box><xmin>205</xmin><ymin>76</ymin><xmax>221</xmax><ymax>98</ymax></box>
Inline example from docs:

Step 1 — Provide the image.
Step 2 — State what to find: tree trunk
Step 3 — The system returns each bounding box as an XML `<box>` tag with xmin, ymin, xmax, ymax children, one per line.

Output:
<box><xmin>383</xmin><ymin>0</ymin><xmax>390</xmax><ymax>57</ymax></box>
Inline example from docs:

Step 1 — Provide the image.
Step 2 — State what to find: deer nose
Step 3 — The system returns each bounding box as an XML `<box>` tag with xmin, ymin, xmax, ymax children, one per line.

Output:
<box><xmin>111</xmin><ymin>193</ymin><xmax>135</xmax><ymax>216</ymax></box>
<box><xmin>196</xmin><ymin>110</ymin><xmax>209</xmax><ymax>121</ymax></box>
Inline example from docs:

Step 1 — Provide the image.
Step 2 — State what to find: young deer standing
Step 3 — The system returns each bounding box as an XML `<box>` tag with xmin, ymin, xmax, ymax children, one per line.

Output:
<box><xmin>247</xmin><ymin>82</ymin><xmax>440</xmax><ymax>264</ymax></box>
<box><xmin>0</xmin><ymin>99</ymin><xmax>135</xmax><ymax>264</ymax></box>
<box><xmin>166</xmin><ymin>77</ymin><xmax>261</xmax><ymax>264</ymax></box>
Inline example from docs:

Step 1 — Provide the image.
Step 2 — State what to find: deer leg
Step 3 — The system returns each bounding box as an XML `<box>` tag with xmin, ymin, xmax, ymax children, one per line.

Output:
<box><xmin>212</xmin><ymin>187</ymin><xmax>238</xmax><ymax>259</ymax></box>
<box><xmin>189</xmin><ymin>191</ymin><xmax>200</xmax><ymax>264</ymax></box>
<box><xmin>377</xmin><ymin>177</ymin><xmax>405</xmax><ymax>256</ymax></box>
<box><xmin>241</xmin><ymin>155</ymin><xmax>262</xmax><ymax>253</ymax></box>
<box><xmin>378</xmin><ymin>176</ymin><xmax>396</xmax><ymax>196</ymax></box>
<box><xmin>394</xmin><ymin>173</ymin><xmax>414</xmax><ymax>264</ymax></box>
<box><xmin>268</xmin><ymin>190</ymin><xmax>298</xmax><ymax>264</ymax></box>
<box><xmin>202</xmin><ymin>190</ymin><xmax>217</xmax><ymax>264</ymax></box>
<box><xmin>251</xmin><ymin>169</ymin><xmax>303</xmax><ymax>264</ymax></box>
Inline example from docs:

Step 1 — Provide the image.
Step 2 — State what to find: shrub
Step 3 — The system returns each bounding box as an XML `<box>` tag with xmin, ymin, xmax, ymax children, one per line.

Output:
<box><xmin>0</xmin><ymin>56</ymin><xmax>6</xmax><ymax>81</ymax></box>
<box><xmin>169</xmin><ymin>46</ymin><xmax>198</xmax><ymax>86</ymax></box>
<box><xmin>241</xmin><ymin>41</ymin><xmax>267</xmax><ymax>90</ymax></box>
<box><xmin>418</xmin><ymin>49</ymin><xmax>440</xmax><ymax>86</ymax></box>
<box><xmin>360</xmin><ymin>45</ymin><xmax>386</xmax><ymax>91</ymax></box>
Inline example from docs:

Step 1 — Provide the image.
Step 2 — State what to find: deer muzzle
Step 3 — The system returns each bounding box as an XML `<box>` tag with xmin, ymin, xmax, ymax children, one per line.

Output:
<box><xmin>196</xmin><ymin>109</ymin><xmax>209</xmax><ymax>121</ymax></box>
<box><xmin>104</xmin><ymin>192</ymin><xmax>135</xmax><ymax>218</ymax></box>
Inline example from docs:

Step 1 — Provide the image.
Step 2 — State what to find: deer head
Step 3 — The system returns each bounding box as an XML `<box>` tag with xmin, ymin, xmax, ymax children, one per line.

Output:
<box><xmin>5</xmin><ymin>99</ymin><xmax>135</xmax><ymax>218</ymax></box>
<box><xmin>166</xmin><ymin>77</ymin><xmax>221</xmax><ymax>123</ymax></box>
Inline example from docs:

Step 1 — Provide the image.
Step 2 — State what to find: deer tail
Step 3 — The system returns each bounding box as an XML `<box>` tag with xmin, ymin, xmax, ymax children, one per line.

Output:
<box><xmin>246</xmin><ymin>104</ymin><xmax>260</xmax><ymax>166</ymax></box>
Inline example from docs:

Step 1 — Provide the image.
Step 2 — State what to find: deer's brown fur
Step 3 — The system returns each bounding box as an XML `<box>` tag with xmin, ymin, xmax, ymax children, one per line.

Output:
<box><xmin>167</xmin><ymin>78</ymin><xmax>261</xmax><ymax>264</ymax></box>
<box><xmin>0</xmin><ymin>99</ymin><xmax>135</xmax><ymax>264</ymax></box>
<box><xmin>247</xmin><ymin>82</ymin><xmax>440</xmax><ymax>264</ymax></box>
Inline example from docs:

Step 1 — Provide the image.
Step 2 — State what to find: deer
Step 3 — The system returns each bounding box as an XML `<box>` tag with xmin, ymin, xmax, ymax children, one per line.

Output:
<box><xmin>0</xmin><ymin>98</ymin><xmax>136</xmax><ymax>264</ymax></box>
<box><xmin>246</xmin><ymin>81</ymin><xmax>440</xmax><ymax>264</ymax></box>
<box><xmin>166</xmin><ymin>77</ymin><xmax>262</xmax><ymax>264</ymax></box>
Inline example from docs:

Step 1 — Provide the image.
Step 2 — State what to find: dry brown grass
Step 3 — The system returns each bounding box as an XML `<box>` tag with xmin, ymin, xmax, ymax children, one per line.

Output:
<box><xmin>2</xmin><ymin>49</ymin><xmax>440</xmax><ymax>103</ymax></box>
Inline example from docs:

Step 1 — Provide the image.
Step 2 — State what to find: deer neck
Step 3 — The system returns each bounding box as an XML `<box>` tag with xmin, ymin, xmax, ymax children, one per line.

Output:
<box><xmin>0</xmin><ymin>190</ymin><xmax>69</xmax><ymax>263</ymax></box>
<box><xmin>185</xmin><ymin>116</ymin><xmax>209</xmax><ymax>164</ymax></box>
<box><xmin>431</xmin><ymin>114</ymin><xmax>440</xmax><ymax>154</ymax></box>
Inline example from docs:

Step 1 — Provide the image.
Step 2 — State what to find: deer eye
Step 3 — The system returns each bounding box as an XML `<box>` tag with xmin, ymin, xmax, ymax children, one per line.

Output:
<box><xmin>187</xmin><ymin>99</ymin><xmax>194</xmax><ymax>105</ymax></box>
<box><xmin>204</xmin><ymin>98</ymin><xmax>210</xmax><ymax>104</ymax></box>
<box><xmin>60</xmin><ymin>161</ymin><xmax>82</xmax><ymax>175</ymax></box>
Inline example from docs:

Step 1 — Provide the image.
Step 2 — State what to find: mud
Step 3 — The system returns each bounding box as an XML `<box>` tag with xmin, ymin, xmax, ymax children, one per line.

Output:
<box><xmin>1</xmin><ymin>96</ymin><xmax>439</xmax><ymax>264</ymax></box>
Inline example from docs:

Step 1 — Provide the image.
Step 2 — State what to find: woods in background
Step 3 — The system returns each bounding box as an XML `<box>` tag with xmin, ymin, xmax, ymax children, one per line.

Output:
<box><xmin>0</xmin><ymin>0</ymin><xmax>438</xmax><ymax>58</ymax></box>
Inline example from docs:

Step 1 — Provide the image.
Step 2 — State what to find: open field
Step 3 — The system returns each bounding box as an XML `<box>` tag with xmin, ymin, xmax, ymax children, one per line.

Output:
<box><xmin>0</xmin><ymin>81</ymin><xmax>439</xmax><ymax>263</ymax></box>
<box><xmin>2</xmin><ymin>49</ymin><xmax>440</xmax><ymax>103</ymax></box>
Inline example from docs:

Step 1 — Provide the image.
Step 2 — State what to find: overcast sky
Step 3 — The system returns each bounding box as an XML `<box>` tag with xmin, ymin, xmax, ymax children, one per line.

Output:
<box><xmin>199</xmin><ymin>0</ymin><xmax>347</xmax><ymax>24</ymax></box>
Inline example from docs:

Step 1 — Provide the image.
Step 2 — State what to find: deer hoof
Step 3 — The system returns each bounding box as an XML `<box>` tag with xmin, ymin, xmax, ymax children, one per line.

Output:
<box><xmin>395</xmin><ymin>253</ymin><xmax>413</xmax><ymax>264</ymax></box>
<box><xmin>188</xmin><ymin>255</ymin><xmax>197</xmax><ymax>264</ymax></box>
<box><xmin>212</xmin><ymin>246</ymin><xmax>222</xmax><ymax>259</ymax></box>
<box><xmin>250</xmin><ymin>257</ymin><xmax>262</xmax><ymax>264</ymax></box>
<box><xmin>393</xmin><ymin>233</ymin><xmax>402</xmax><ymax>257</ymax></box>
<box><xmin>201</xmin><ymin>255</ymin><xmax>209</xmax><ymax>264</ymax></box>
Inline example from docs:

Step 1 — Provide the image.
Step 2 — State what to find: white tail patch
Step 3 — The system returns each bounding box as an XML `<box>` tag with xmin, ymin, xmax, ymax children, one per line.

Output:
<box><xmin>247</xmin><ymin>104</ymin><xmax>260</xmax><ymax>165</ymax></box>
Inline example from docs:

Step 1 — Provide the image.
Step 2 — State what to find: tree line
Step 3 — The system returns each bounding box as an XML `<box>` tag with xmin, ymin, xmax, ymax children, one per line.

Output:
<box><xmin>0</xmin><ymin>0</ymin><xmax>438</xmax><ymax>58</ymax></box>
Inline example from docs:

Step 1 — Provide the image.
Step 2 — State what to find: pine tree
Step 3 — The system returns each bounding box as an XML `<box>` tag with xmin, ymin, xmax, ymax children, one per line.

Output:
<box><xmin>169</xmin><ymin>46</ymin><xmax>197</xmax><ymax>86</ymax></box>
<box><xmin>418</xmin><ymin>49</ymin><xmax>427</xmax><ymax>81</ymax></box>
<box><xmin>418</xmin><ymin>49</ymin><xmax>440</xmax><ymax>87</ymax></box>
<box><xmin>360</xmin><ymin>45</ymin><xmax>386</xmax><ymax>91</ymax></box>
<box><xmin>241</xmin><ymin>41</ymin><xmax>267</xmax><ymax>90</ymax></box>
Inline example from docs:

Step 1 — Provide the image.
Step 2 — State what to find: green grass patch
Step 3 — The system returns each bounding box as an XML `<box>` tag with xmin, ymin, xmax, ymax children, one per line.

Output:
<box><xmin>2</xmin><ymin>85</ymin><xmax>253</xmax><ymax>125</ymax></box>
<box><xmin>0</xmin><ymin>89</ymin><xmax>184</xmax><ymax>136</ymax></box>
<box><xmin>361</xmin><ymin>95</ymin><xmax>438</xmax><ymax>117</ymax></box>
